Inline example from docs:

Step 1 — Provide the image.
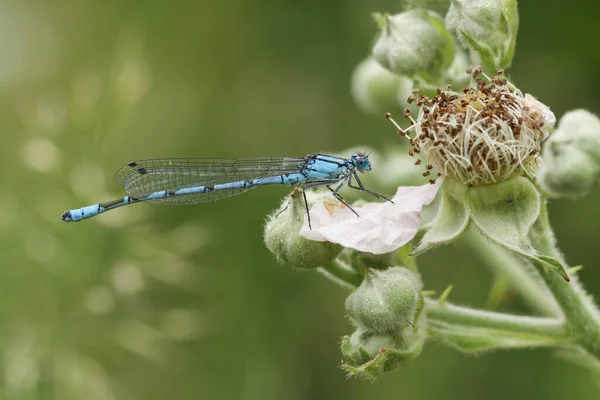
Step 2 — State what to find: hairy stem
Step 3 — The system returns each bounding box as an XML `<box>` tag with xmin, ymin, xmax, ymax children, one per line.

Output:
<box><xmin>425</xmin><ymin>298</ymin><xmax>567</xmax><ymax>338</ymax></box>
<box><xmin>530</xmin><ymin>200</ymin><xmax>600</xmax><ymax>362</ymax></box>
<box><xmin>322</xmin><ymin>255</ymin><xmax>571</xmax><ymax>352</ymax></box>
<box><xmin>319</xmin><ymin>259</ymin><xmax>362</xmax><ymax>289</ymax></box>
<box><xmin>425</xmin><ymin>298</ymin><xmax>569</xmax><ymax>352</ymax></box>
<box><xmin>462</xmin><ymin>229</ymin><xmax>561</xmax><ymax>316</ymax></box>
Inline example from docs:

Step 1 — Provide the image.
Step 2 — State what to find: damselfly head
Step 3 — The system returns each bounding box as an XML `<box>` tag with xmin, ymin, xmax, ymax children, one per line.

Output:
<box><xmin>351</xmin><ymin>152</ymin><xmax>372</xmax><ymax>172</ymax></box>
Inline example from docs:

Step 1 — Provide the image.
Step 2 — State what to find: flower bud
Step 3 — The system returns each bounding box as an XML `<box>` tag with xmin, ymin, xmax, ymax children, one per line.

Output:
<box><xmin>351</xmin><ymin>57</ymin><xmax>414</xmax><ymax>115</ymax></box>
<box><xmin>538</xmin><ymin>110</ymin><xmax>600</xmax><ymax>198</ymax></box>
<box><xmin>539</xmin><ymin>143</ymin><xmax>599</xmax><ymax>198</ymax></box>
<box><xmin>264</xmin><ymin>189</ymin><xmax>343</xmax><ymax>268</ymax></box>
<box><xmin>445</xmin><ymin>0</ymin><xmax>519</xmax><ymax>70</ymax></box>
<box><xmin>341</xmin><ymin>329</ymin><xmax>398</xmax><ymax>367</ymax></box>
<box><xmin>404</xmin><ymin>0</ymin><xmax>450</xmax><ymax>14</ymax></box>
<box><xmin>345</xmin><ymin>267</ymin><xmax>423</xmax><ymax>333</ymax></box>
<box><xmin>372</xmin><ymin>10</ymin><xmax>455</xmax><ymax>80</ymax></box>
<box><xmin>341</xmin><ymin>313</ymin><xmax>427</xmax><ymax>378</ymax></box>
<box><xmin>567</xmin><ymin>111</ymin><xmax>600</xmax><ymax>161</ymax></box>
<box><xmin>548</xmin><ymin>109</ymin><xmax>600</xmax><ymax>161</ymax></box>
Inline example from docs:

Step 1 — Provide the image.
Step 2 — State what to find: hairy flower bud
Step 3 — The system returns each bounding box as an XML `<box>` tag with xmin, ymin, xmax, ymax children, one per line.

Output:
<box><xmin>405</xmin><ymin>0</ymin><xmax>450</xmax><ymax>14</ymax></box>
<box><xmin>445</xmin><ymin>0</ymin><xmax>518</xmax><ymax>70</ymax></box>
<box><xmin>341</xmin><ymin>267</ymin><xmax>427</xmax><ymax>379</ymax></box>
<box><xmin>351</xmin><ymin>57</ymin><xmax>414</xmax><ymax>115</ymax></box>
<box><xmin>372</xmin><ymin>10</ymin><xmax>455</xmax><ymax>81</ymax></box>
<box><xmin>343</xmin><ymin>329</ymin><xmax>398</xmax><ymax>365</ymax></box>
<box><xmin>539</xmin><ymin>147</ymin><xmax>598</xmax><ymax>198</ymax></box>
<box><xmin>538</xmin><ymin>109</ymin><xmax>600</xmax><ymax>197</ymax></box>
<box><xmin>340</xmin><ymin>327</ymin><xmax>425</xmax><ymax>379</ymax></box>
<box><xmin>264</xmin><ymin>189</ymin><xmax>343</xmax><ymax>268</ymax></box>
<box><xmin>345</xmin><ymin>267</ymin><xmax>423</xmax><ymax>333</ymax></box>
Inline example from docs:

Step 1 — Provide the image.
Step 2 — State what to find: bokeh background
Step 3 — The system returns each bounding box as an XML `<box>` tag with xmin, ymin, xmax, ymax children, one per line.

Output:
<box><xmin>1</xmin><ymin>0</ymin><xmax>600</xmax><ymax>399</ymax></box>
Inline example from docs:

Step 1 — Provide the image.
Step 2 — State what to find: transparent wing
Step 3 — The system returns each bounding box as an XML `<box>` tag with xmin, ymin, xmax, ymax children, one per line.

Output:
<box><xmin>114</xmin><ymin>157</ymin><xmax>306</xmax><ymax>205</ymax></box>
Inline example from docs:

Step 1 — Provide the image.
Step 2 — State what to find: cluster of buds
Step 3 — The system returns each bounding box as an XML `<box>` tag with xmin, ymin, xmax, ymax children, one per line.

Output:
<box><xmin>262</xmin><ymin>0</ymin><xmax>600</xmax><ymax>383</ymax></box>
<box><xmin>387</xmin><ymin>67</ymin><xmax>555</xmax><ymax>186</ymax></box>
<box><xmin>341</xmin><ymin>267</ymin><xmax>426</xmax><ymax>378</ymax></box>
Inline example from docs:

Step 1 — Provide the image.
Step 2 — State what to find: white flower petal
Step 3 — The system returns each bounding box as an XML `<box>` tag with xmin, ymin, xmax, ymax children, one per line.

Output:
<box><xmin>524</xmin><ymin>94</ymin><xmax>556</xmax><ymax>139</ymax></box>
<box><xmin>300</xmin><ymin>179</ymin><xmax>443</xmax><ymax>254</ymax></box>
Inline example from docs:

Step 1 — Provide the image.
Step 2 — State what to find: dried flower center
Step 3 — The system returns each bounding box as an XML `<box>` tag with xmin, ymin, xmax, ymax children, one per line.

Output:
<box><xmin>388</xmin><ymin>68</ymin><xmax>554</xmax><ymax>186</ymax></box>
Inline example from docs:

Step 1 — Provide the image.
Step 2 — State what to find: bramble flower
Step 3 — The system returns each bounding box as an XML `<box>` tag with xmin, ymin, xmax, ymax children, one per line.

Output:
<box><xmin>301</xmin><ymin>68</ymin><xmax>556</xmax><ymax>259</ymax></box>
<box><xmin>395</xmin><ymin>67</ymin><xmax>554</xmax><ymax>186</ymax></box>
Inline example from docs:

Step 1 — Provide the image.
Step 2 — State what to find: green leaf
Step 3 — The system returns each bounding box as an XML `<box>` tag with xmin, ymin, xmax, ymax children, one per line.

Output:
<box><xmin>499</xmin><ymin>0</ymin><xmax>519</xmax><ymax>67</ymax></box>
<box><xmin>459</xmin><ymin>29</ymin><xmax>498</xmax><ymax>71</ymax></box>
<box><xmin>535</xmin><ymin>253</ymin><xmax>570</xmax><ymax>282</ymax></box>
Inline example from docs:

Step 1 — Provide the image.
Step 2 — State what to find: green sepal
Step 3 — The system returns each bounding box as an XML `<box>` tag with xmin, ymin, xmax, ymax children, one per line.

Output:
<box><xmin>468</xmin><ymin>177</ymin><xmax>540</xmax><ymax>250</ymax></box>
<box><xmin>414</xmin><ymin>177</ymin><xmax>569</xmax><ymax>281</ymax></box>
<box><xmin>413</xmin><ymin>178</ymin><xmax>469</xmax><ymax>255</ymax></box>
<box><xmin>534</xmin><ymin>253</ymin><xmax>570</xmax><ymax>282</ymax></box>
<box><xmin>499</xmin><ymin>0</ymin><xmax>519</xmax><ymax>68</ymax></box>
<box><xmin>342</xmin><ymin>345</ymin><xmax>406</xmax><ymax>380</ymax></box>
<box><xmin>467</xmin><ymin>177</ymin><xmax>569</xmax><ymax>281</ymax></box>
<box><xmin>459</xmin><ymin>29</ymin><xmax>497</xmax><ymax>72</ymax></box>
<box><xmin>340</xmin><ymin>322</ymin><xmax>426</xmax><ymax>379</ymax></box>
<box><xmin>396</xmin><ymin>243</ymin><xmax>417</xmax><ymax>272</ymax></box>
<box><xmin>446</xmin><ymin>0</ymin><xmax>519</xmax><ymax>71</ymax></box>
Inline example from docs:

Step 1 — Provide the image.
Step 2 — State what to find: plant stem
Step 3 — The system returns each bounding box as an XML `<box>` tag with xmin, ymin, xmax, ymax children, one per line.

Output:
<box><xmin>322</xmin><ymin>256</ymin><xmax>571</xmax><ymax>352</ymax></box>
<box><xmin>319</xmin><ymin>259</ymin><xmax>362</xmax><ymax>289</ymax></box>
<box><xmin>530</xmin><ymin>200</ymin><xmax>600</xmax><ymax>361</ymax></box>
<box><xmin>462</xmin><ymin>229</ymin><xmax>561</xmax><ymax>316</ymax></box>
<box><xmin>425</xmin><ymin>298</ymin><xmax>567</xmax><ymax>337</ymax></box>
<box><xmin>425</xmin><ymin>298</ymin><xmax>569</xmax><ymax>352</ymax></box>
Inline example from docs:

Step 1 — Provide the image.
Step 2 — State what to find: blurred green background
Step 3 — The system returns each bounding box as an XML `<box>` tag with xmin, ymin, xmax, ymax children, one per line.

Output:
<box><xmin>2</xmin><ymin>0</ymin><xmax>600</xmax><ymax>399</ymax></box>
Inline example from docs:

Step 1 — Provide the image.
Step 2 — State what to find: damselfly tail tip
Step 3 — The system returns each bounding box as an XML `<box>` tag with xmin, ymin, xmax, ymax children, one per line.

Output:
<box><xmin>61</xmin><ymin>211</ymin><xmax>73</xmax><ymax>222</ymax></box>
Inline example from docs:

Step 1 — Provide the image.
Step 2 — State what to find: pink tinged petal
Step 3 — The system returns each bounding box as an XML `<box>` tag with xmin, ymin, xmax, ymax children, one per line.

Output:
<box><xmin>524</xmin><ymin>94</ymin><xmax>556</xmax><ymax>139</ymax></box>
<box><xmin>300</xmin><ymin>179</ymin><xmax>443</xmax><ymax>254</ymax></box>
